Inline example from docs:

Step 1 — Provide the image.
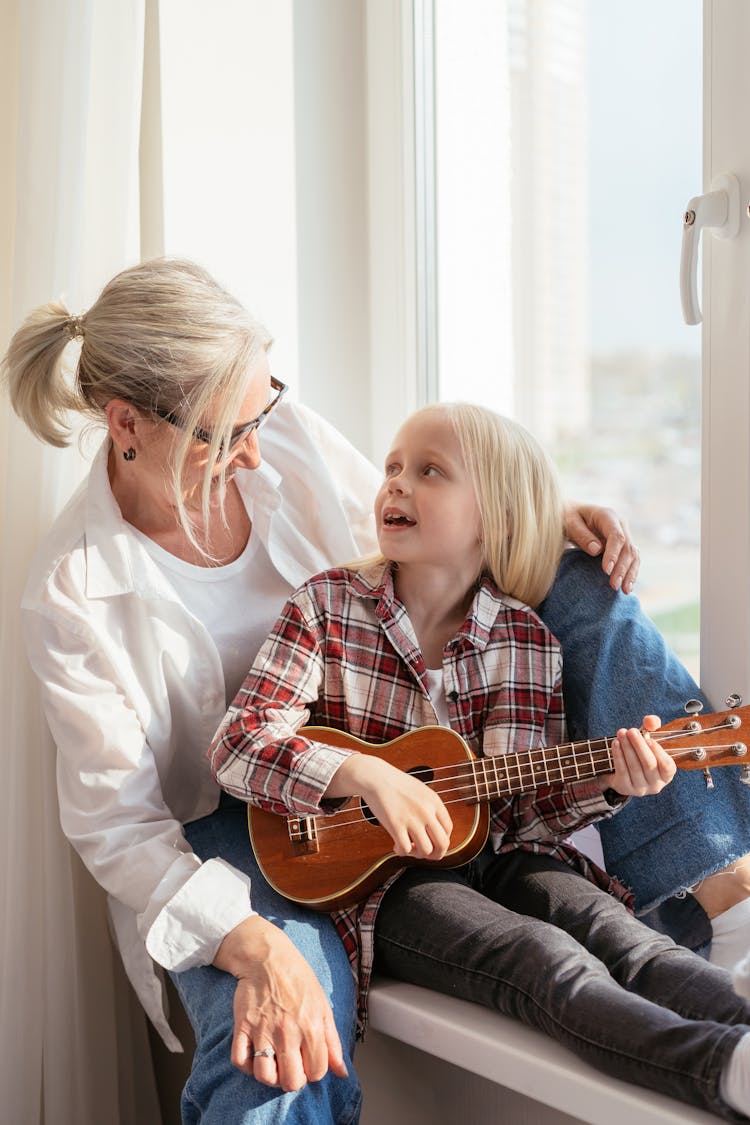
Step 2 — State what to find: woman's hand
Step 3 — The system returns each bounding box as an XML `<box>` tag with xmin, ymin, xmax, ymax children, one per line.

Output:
<box><xmin>562</xmin><ymin>501</ymin><xmax>640</xmax><ymax>594</ymax></box>
<box><xmin>326</xmin><ymin>754</ymin><xmax>453</xmax><ymax>859</ymax></box>
<box><xmin>598</xmin><ymin>714</ymin><xmax>675</xmax><ymax>797</ymax></box>
<box><xmin>213</xmin><ymin>915</ymin><xmax>349</xmax><ymax>1091</ymax></box>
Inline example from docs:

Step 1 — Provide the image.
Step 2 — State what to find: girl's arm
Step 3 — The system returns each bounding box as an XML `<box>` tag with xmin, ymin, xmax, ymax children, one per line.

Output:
<box><xmin>209</xmin><ymin>593</ymin><xmax>355</xmax><ymax>815</ymax></box>
<box><xmin>211</xmin><ymin>583</ymin><xmax>452</xmax><ymax>860</ymax></box>
<box><xmin>495</xmin><ymin>717</ymin><xmax>675</xmax><ymax>847</ymax></box>
<box><xmin>485</xmin><ymin>664</ymin><xmax>621</xmax><ymax>846</ymax></box>
<box><xmin>325</xmin><ymin>753</ymin><xmax>452</xmax><ymax>860</ymax></box>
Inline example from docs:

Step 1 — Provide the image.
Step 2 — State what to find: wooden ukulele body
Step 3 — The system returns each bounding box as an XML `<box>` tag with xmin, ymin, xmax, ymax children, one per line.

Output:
<box><xmin>249</xmin><ymin>726</ymin><xmax>489</xmax><ymax>910</ymax></box>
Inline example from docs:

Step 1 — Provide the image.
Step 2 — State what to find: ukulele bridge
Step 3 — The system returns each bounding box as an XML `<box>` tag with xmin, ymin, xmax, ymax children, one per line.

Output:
<box><xmin>287</xmin><ymin>815</ymin><xmax>320</xmax><ymax>855</ymax></box>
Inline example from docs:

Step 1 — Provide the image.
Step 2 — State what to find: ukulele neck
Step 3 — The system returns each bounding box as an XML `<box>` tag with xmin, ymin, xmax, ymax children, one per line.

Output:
<box><xmin>472</xmin><ymin>737</ymin><xmax>614</xmax><ymax>801</ymax></box>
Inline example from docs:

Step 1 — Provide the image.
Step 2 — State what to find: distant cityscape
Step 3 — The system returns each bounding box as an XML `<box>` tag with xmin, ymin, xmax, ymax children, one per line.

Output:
<box><xmin>436</xmin><ymin>0</ymin><xmax>702</xmax><ymax>677</ymax></box>
<box><xmin>551</xmin><ymin>350</ymin><xmax>701</xmax><ymax>678</ymax></box>
<box><xmin>506</xmin><ymin>0</ymin><xmax>701</xmax><ymax>677</ymax></box>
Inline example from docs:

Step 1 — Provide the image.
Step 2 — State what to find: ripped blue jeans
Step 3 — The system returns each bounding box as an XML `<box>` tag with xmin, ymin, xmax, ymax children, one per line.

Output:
<box><xmin>540</xmin><ymin>548</ymin><xmax>750</xmax><ymax>950</ymax></box>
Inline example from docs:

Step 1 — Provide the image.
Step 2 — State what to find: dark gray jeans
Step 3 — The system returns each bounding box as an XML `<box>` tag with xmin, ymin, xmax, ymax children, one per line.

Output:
<box><xmin>374</xmin><ymin>849</ymin><xmax>750</xmax><ymax>1120</ymax></box>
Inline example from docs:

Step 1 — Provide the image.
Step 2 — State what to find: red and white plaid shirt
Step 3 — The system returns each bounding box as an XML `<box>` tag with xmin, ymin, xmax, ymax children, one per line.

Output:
<box><xmin>210</xmin><ymin>563</ymin><xmax>630</xmax><ymax>1036</ymax></box>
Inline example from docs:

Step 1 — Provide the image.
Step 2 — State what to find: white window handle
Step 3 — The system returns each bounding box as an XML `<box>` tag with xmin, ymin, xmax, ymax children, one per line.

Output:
<box><xmin>680</xmin><ymin>172</ymin><xmax>741</xmax><ymax>324</ymax></box>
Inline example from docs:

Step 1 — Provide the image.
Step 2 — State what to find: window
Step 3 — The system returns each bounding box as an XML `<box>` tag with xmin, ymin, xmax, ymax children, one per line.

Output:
<box><xmin>430</xmin><ymin>0</ymin><xmax>702</xmax><ymax>676</ymax></box>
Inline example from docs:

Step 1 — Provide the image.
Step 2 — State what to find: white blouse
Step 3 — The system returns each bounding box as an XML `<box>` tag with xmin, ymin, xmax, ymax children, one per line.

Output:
<box><xmin>21</xmin><ymin>399</ymin><xmax>380</xmax><ymax>1048</ymax></box>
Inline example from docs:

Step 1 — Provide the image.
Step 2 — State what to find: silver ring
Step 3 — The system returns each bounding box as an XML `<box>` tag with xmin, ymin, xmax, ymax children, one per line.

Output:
<box><xmin>254</xmin><ymin>1047</ymin><xmax>276</xmax><ymax>1059</ymax></box>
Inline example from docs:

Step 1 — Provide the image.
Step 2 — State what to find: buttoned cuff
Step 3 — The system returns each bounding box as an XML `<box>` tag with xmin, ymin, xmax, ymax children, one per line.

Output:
<box><xmin>569</xmin><ymin>778</ymin><xmax>628</xmax><ymax>819</ymax></box>
<box><xmin>143</xmin><ymin>858</ymin><xmax>256</xmax><ymax>972</ymax></box>
<box><xmin>285</xmin><ymin>743</ymin><xmax>355</xmax><ymax>813</ymax></box>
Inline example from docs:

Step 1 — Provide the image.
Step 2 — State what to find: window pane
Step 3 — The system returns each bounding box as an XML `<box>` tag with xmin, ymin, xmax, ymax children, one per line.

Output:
<box><xmin>434</xmin><ymin>0</ymin><xmax>702</xmax><ymax>677</ymax></box>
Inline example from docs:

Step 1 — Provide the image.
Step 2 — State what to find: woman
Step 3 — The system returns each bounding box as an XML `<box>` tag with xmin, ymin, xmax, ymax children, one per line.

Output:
<box><xmin>6</xmin><ymin>259</ymin><xmax>376</xmax><ymax>1124</ymax></box>
<box><xmin>0</xmin><ymin>256</ymin><xmax>690</xmax><ymax>1123</ymax></box>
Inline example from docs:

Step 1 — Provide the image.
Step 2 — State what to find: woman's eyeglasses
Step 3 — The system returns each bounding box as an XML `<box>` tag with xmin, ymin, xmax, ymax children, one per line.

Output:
<box><xmin>153</xmin><ymin>376</ymin><xmax>288</xmax><ymax>455</ymax></box>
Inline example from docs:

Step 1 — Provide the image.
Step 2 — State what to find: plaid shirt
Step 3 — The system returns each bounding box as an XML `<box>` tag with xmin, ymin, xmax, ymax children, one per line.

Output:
<box><xmin>210</xmin><ymin>563</ymin><xmax>629</xmax><ymax>1037</ymax></box>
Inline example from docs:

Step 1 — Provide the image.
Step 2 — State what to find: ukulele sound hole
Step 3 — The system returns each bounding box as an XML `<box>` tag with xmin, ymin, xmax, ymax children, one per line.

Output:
<box><xmin>360</xmin><ymin>765</ymin><xmax>435</xmax><ymax>827</ymax></box>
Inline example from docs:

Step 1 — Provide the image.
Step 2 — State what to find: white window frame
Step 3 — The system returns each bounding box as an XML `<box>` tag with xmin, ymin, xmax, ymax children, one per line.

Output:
<box><xmin>366</xmin><ymin>0</ymin><xmax>432</xmax><ymax>465</ymax></box>
<box><xmin>700</xmin><ymin>0</ymin><xmax>750</xmax><ymax>703</ymax></box>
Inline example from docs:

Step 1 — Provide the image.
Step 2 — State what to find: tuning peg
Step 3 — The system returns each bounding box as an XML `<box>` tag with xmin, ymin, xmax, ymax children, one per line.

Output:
<box><xmin>684</xmin><ymin>699</ymin><xmax>704</xmax><ymax>716</ymax></box>
<box><xmin>702</xmin><ymin>768</ymin><xmax>715</xmax><ymax>789</ymax></box>
<box><xmin>740</xmin><ymin>766</ymin><xmax>750</xmax><ymax>786</ymax></box>
<box><xmin>726</xmin><ymin>693</ymin><xmax>743</xmax><ymax>709</ymax></box>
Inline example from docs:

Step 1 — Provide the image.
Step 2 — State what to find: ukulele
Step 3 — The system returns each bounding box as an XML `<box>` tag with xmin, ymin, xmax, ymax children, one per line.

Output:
<box><xmin>247</xmin><ymin>703</ymin><xmax>750</xmax><ymax>911</ymax></box>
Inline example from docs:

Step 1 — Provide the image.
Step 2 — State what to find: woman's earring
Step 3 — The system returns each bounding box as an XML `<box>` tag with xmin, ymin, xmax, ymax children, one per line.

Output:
<box><xmin>123</xmin><ymin>447</ymin><xmax>136</xmax><ymax>462</ymax></box>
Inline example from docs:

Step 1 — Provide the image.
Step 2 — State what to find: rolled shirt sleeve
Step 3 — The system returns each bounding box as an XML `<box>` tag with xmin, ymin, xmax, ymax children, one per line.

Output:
<box><xmin>143</xmin><ymin>856</ymin><xmax>256</xmax><ymax>970</ymax></box>
<box><xmin>210</xmin><ymin>590</ymin><xmax>358</xmax><ymax>814</ymax></box>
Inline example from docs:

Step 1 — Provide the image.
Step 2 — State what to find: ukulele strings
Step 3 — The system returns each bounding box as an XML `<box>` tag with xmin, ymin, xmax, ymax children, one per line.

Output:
<box><xmin>289</xmin><ymin>723</ymin><xmax>740</xmax><ymax>839</ymax></box>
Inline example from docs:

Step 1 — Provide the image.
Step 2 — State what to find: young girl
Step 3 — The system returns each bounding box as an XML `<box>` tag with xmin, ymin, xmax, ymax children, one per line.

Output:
<box><xmin>210</xmin><ymin>403</ymin><xmax>750</xmax><ymax>1119</ymax></box>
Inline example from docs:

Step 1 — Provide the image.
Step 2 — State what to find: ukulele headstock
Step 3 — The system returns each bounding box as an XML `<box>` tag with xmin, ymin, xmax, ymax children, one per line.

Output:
<box><xmin>657</xmin><ymin>701</ymin><xmax>750</xmax><ymax>774</ymax></box>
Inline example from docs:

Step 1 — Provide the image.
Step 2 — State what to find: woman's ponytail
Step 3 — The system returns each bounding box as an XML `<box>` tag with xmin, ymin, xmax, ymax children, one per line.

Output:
<box><xmin>2</xmin><ymin>301</ymin><xmax>88</xmax><ymax>447</ymax></box>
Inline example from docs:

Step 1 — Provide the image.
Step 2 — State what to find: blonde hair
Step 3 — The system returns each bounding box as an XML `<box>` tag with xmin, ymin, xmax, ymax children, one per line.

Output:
<box><xmin>360</xmin><ymin>402</ymin><xmax>564</xmax><ymax>608</ymax></box>
<box><xmin>2</xmin><ymin>257</ymin><xmax>271</xmax><ymax>554</ymax></box>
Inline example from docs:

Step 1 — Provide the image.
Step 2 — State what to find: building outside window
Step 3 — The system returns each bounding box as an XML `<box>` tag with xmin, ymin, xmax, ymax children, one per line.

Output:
<box><xmin>433</xmin><ymin>0</ymin><xmax>702</xmax><ymax>677</ymax></box>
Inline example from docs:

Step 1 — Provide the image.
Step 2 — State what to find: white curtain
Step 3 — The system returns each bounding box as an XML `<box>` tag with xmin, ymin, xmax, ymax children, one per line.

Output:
<box><xmin>0</xmin><ymin>2</ymin><xmax>164</xmax><ymax>1122</ymax></box>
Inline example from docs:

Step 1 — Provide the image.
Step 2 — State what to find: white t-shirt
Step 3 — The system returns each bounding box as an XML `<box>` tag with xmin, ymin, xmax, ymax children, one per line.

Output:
<box><xmin>423</xmin><ymin>666</ymin><xmax>450</xmax><ymax>727</ymax></box>
<box><xmin>134</xmin><ymin>525</ymin><xmax>293</xmax><ymax>707</ymax></box>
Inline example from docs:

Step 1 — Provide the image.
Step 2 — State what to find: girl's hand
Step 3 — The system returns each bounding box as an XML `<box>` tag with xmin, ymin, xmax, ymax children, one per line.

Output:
<box><xmin>327</xmin><ymin>754</ymin><xmax>453</xmax><ymax>859</ymax></box>
<box><xmin>562</xmin><ymin>501</ymin><xmax>640</xmax><ymax>594</ymax></box>
<box><xmin>598</xmin><ymin>714</ymin><xmax>675</xmax><ymax>797</ymax></box>
<box><xmin>213</xmin><ymin>915</ymin><xmax>348</xmax><ymax>1091</ymax></box>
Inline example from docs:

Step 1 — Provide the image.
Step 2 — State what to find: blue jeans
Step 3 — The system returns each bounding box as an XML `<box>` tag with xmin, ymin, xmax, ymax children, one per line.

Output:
<box><xmin>170</xmin><ymin>796</ymin><xmax>361</xmax><ymax>1125</ymax></box>
<box><xmin>374</xmin><ymin>849</ymin><xmax>750</xmax><ymax>1120</ymax></box>
<box><xmin>540</xmin><ymin>549</ymin><xmax>750</xmax><ymax>949</ymax></box>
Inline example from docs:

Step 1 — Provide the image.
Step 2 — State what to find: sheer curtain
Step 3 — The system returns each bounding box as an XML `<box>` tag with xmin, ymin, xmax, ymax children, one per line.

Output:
<box><xmin>0</xmin><ymin>2</ymin><xmax>164</xmax><ymax>1122</ymax></box>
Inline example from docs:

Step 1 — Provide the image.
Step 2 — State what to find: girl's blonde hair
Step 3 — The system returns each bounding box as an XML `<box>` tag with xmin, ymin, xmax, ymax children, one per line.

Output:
<box><xmin>2</xmin><ymin>257</ymin><xmax>271</xmax><ymax>555</ymax></box>
<box><xmin>362</xmin><ymin>402</ymin><xmax>564</xmax><ymax>608</ymax></box>
<box><xmin>440</xmin><ymin>403</ymin><xmax>564</xmax><ymax>607</ymax></box>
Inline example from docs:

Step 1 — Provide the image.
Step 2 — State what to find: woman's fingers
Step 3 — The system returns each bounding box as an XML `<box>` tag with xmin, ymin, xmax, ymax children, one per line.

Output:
<box><xmin>234</xmin><ymin>986</ymin><xmax>333</xmax><ymax>1092</ymax></box>
<box><xmin>322</xmin><ymin>1003</ymin><xmax>349</xmax><ymax>1078</ymax></box>
<box><xmin>410</xmin><ymin>817</ymin><xmax>450</xmax><ymax>860</ymax></box>
<box><xmin>251</xmin><ymin>1042</ymin><xmax>282</xmax><ymax>1088</ymax></box>
<box><xmin>230</xmin><ymin>1023</ymin><xmax>254</xmax><ymax>1075</ymax></box>
<box><xmin>562</xmin><ymin>503</ymin><xmax>640</xmax><ymax>593</ymax></box>
<box><xmin>219</xmin><ymin>916</ymin><xmax>346</xmax><ymax>1090</ymax></box>
<box><xmin>606</xmin><ymin>541</ymin><xmax>640</xmax><ymax>595</ymax></box>
<box><xmin>299</xmin><ymin>1024</ymin><xmax>333</xmax><ymax>1085</ymax></box>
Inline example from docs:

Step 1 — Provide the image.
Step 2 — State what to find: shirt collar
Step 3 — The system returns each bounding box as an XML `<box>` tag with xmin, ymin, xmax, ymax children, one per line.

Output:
<box><xmin>83</xmin><ymin>441</ymin><xmax>284</xmax><ymax>600</ymax></box>
<box><xmin>83</xmin><ymin>440</ymin><xmax>147</xmax><ymax>599</ymax></box>
<box><xmin>349</xmin><ymin>561</ymin><xmax>517</xmax><ymax>652</ymax></box>
<box><xmin>458</xmin><ymin>579</ymin><xmax>516</xmax><ymax>650</ymax></box>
